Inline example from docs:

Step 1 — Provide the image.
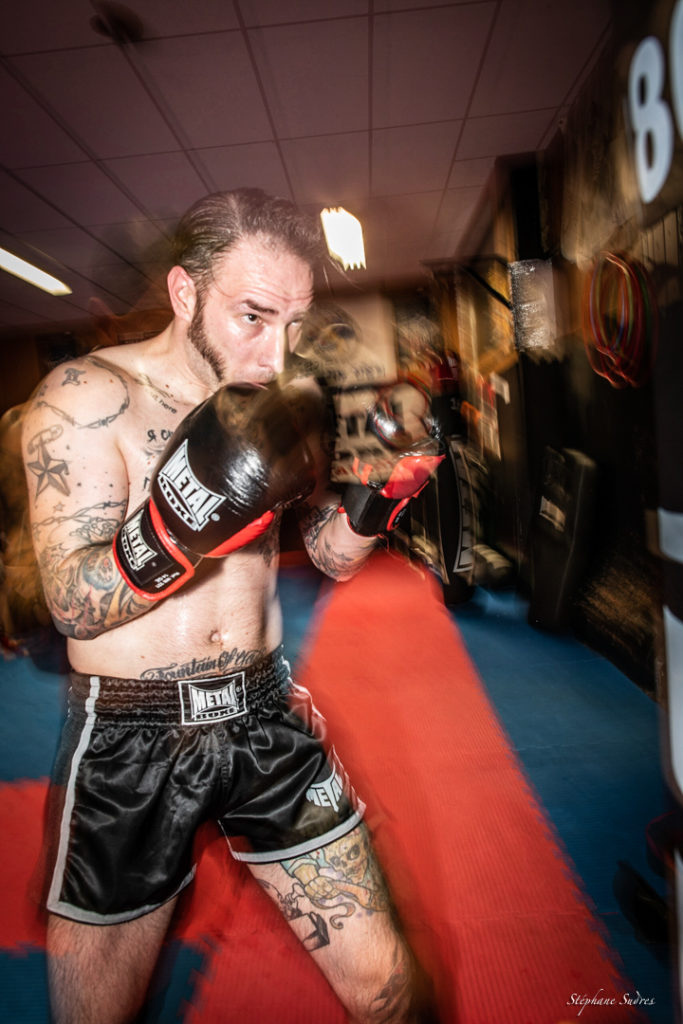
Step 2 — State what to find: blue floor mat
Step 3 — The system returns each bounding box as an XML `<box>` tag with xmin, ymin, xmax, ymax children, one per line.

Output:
<box><xmin>453</xmin><ymin>587</ymin><xmax>674</xmax><ymax>1023</ymax></box>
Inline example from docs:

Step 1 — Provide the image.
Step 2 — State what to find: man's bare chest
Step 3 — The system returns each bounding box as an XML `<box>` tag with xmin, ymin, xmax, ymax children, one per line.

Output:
<box><xmin>116</xmin><ymin>378</ymin><xmax>195</xmax><ymax>507</ymax></box>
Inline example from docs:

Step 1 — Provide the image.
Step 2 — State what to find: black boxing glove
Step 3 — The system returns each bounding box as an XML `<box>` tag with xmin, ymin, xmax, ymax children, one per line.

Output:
<box><xmin>339</xmin><ymin>383</ymin><xmax>444</xmax><ymax>537</ymax></box>
<box><xmin>114</xmin><ymin>382</ymin><xmax>315</xmax><ymax>599</ymax></box>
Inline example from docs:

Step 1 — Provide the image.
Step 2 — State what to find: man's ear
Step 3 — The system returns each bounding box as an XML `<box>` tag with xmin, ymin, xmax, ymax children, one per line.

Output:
<box><xmin>167</xmin><ymin>265</ymin><xmax>197</xmax><ymax>324</ymax></box>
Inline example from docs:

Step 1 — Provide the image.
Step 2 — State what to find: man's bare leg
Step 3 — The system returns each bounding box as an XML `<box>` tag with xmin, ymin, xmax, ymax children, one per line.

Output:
<box><xmin>46</xmin><ymin>896</ymin><xmax>178</xmax><ymax>1024</ymax></box>
<box><xmin>249</xmin><ymin>824</ymin><xmax>438</xmax><ymax>1024</ymax></box>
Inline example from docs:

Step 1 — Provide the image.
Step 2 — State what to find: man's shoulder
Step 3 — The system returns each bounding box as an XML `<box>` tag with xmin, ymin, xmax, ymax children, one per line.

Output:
<box><xmin>23</xmin><ymin>352</ymin><xmax>138</xmax><ymax>436</ymax></box>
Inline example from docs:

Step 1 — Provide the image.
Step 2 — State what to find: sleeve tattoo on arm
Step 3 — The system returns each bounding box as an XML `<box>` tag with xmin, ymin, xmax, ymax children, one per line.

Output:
<box><xmin>33</xmin><ymin>501</ymin><xmax>148</xmax><ymax>638</ymax></box>
<box><xmin>298</xmin><ymin>502</ymin><xmax>359</xmax><ymax>578</ymax></box>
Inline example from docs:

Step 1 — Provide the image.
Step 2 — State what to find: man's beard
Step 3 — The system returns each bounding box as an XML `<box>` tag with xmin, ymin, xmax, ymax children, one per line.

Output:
<box><xmin>188</xmin><ymin>293</ymin><xmax>225</xmax><ymax>380</ymax></box>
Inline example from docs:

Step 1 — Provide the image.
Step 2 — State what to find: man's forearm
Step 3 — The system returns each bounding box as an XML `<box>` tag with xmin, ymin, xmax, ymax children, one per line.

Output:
<box><xmin>37</xmin><ymin>540</ymin><xmax>152</xmax><ymax>640</ymax></box>
<box><xmin>31</xmin><ymin>497</ymin><xmax>153</xmax><ymax>640</ymax></box>
<box><xmin>299</xmin><ymin>501</ymin><xmax>377</xmax><ymax>581</ymax></box>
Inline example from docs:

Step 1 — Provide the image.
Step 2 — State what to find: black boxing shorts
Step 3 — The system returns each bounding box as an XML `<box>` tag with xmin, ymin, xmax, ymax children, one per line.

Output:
<box><xmin>44</xmin><ymin>646</ymin><xmax>364</xmax><ymax>924</ymax></box>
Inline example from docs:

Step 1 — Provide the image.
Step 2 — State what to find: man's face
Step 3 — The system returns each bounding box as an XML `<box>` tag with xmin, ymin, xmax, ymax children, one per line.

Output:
<box><xmin>187</xmin><ymin>235</ymin><xmax>313</xmax><ymax>386</ymax></box>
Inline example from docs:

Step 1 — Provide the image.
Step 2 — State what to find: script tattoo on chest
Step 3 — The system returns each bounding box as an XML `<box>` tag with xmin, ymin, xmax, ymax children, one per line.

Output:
<box><xmin>143</xmin><ymin>426</ymin><xmax>174</xmax><ymax>460</ymax></box>
<box><xmin>136</xmin><ymin>372</ymin><xmax>178</xmax><ymax>415</ymax></box>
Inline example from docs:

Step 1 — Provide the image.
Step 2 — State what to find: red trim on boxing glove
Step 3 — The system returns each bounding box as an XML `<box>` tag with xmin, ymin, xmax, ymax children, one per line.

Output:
<box><xmin>147</xmin><ymin>499</ymin><xmax>198</xmax><ymax>593</ymax></box>
<box><xmin>203</xmin><ymin>510</ymin><xmax>276</xmax><ymax>558</ymax></box>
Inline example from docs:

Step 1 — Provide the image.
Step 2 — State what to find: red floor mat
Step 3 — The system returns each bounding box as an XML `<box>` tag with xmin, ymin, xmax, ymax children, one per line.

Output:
<box><xmin>183</xmin><ymin>552</ymin><xmax>643</xmax><ymax>1023</ymax></box>
<box><xmin>0</xmin><ymin>779</ymin><xmax>48</xmax><ymax>950</ymax></box>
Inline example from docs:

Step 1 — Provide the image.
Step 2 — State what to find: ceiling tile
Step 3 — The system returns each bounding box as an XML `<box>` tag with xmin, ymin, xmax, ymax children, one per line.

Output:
<box><xmin>0</xmin><ymin>271</ymin><xmax>90</xmax><ymax>323</ymax></box>
<box><xmin>364</xmin><ymin>192</ymin><xmax>442</xmax><ymax>254</ymax></box>
<box><xmin>372</xmin><ymin>123</ymin><xmax>460</xmax><ymax>195</ymax></box>
<box><xmin>0</xmin><ymin>0</ymin><xmax>242</xmax><ymax>55</ymax></box>
<box><xmin>103</xmin><ymin>152</ymin><xmax>208</xmax><ymax>220</ymax></box>
<box><xmin>373</xmin><ymin>4</ymin><xmax>496</xmax><ymax>127</ymax></box>
<box><xmin>0</xmin><ymin>0</ymin><xmax>104</xmax><ymax>54</ymax></box>
<box><xmin>136</xmin><ymin>33</ymin><xmax>273</xmax><ymax>149</ymax></box>
<box><xmin>87</xmin><ymin>221</ymin><xmax>171</xmax><ymax>265</ymax></box>
<box><xmin>432</xmin><ymin>187</ymin><xmax>484</xmax><ymax>253</ymax></box>
<box><xmin>17</xmin><ymin>163</ymin><xmax>149</xmax><ymax>225</ymax></box>
<box><xmin>282</xmin><ymin>133</ymin><xmax>369</xmax><ymax>205</ymax></box>
<box><xmin>192</xmin><ymin>142</ymin><xmax>292</xmax><ymax>197</ymax></box>
<box><xmin>88</xmin><ymin>263</ymin><xmax>155</xmax><ymax>305</ymax></box>
<box><xmin>377</xmin><ymin>245</ymin><xmax>432</xmax><ymax>280</ymax></box>
<box><xmin>131</xmin><ymin>0</ymin><xmax>239</xmax><ymax>36</ymax></box>
<box><xmin>0</xmin><ymin>66</ymin><xmax>85</xmax><ymax>169</ymax></box>
<box><xmin>240</xmin><ymin>0</ymin><xmax>368</xmax><ymax>24</ymax></box>
<box><xmin>248</xmin><ymin>19</ymin><xmax>369</xmax><ymax>137</ymax></box>
<box><xmin>0</xmin><ymin>298</ymin><xmax>52</xmax><ymax>327</ymax></box>
<box><xmin>457</xmin><ymin>109</ymin><xmax>555</xmax><ymax>160</ymax></box>
<box><xmin>0</xmin><ymin>170</ymin><xmax>72</xmax><ymax>233</ymax></box>
<box><xmin>470</xmin><ymin>0</ymin><xmax>611</xmax><ymax>117</ymax></box>
<box><xmin>374</xmin><ymin>0</ymin><xmax>476</xmax><ymax>9</ymax></box>
<box><xmin>10</xmin><ymin>46</ymin><xmax>180</xmax><ymax>158</ymax></box>
<box><xmin>447</xmin><ymin>157</ymin><xmax>495</xmax><ymax>190</ymax></box>
<box><xmin>17</xmin><ymin>227</ymin><xmax>128</xmax><ymax>272</ymax></box>
<box><xmin>134</xmin><ymin>265</ymin><xmax>174</xmax><ymax>303</ymax></box>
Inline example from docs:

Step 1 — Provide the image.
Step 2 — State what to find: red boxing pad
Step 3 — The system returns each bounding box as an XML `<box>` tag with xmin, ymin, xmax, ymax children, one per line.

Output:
<box><xmin>379</xmin><ymin>453</ymin><xmax>444</xmax><ymax>500</ymax></box>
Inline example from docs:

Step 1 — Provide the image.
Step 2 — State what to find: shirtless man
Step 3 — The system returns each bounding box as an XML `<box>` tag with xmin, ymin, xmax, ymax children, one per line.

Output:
<box><xmin>22</xmin><ymin>189</ymin><xmax>438</xmax><ymax>1024</ymax></box>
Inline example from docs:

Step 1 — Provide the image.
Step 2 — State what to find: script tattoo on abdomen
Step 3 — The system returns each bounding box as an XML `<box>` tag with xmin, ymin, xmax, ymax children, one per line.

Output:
<box><xmin>141</xmin><ymin>647</ymin><xmax>264</xmax><ymax>680</ymax></box>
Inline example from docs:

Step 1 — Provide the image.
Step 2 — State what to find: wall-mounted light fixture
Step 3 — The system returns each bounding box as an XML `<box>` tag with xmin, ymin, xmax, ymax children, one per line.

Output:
<box><xmin>0</xmin><ymin>247</ymin><xmax>72</xmax><ymax>296</ymax></box>
<box><xmin>320</xmin><ymin>207</ymin><xmax>366</xmax><ymax>270</ymax></box>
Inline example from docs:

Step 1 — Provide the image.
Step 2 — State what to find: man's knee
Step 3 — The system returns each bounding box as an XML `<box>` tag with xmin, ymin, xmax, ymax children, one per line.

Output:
<box><xmin>340</xmin><ymin>935</ymin><xmax>413</xmax><ymax>1023</ymax></box>
<box><xmin>347</xmin><ymin>945</ymin><xmax>442</xmax><ymax>1024</ymax></box>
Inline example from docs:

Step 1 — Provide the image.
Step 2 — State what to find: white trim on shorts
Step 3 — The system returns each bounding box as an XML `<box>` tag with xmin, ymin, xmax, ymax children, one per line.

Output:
<box><xmin>47</xmin><ymin>674</ymin><xmax>100</xmax><ymax>914</ymax></box>
<box><xmin>224</xmin><ymin>803</ymin><xmax>366</xmax><ymax>864</ymax></box>
<box><xmin>48</xmin><ymin>868</ymin><xmax>197</xmax><ymax>925</ymax></box>
<box><xmin>46</xmin><ymin>674</ymin><xmax>197</xmax><ymax>925</ymax></box>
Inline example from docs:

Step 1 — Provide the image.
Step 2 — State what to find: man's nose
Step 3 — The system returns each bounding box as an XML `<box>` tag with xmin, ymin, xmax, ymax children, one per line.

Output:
<box><xmin>260</xmin><ymin>324</ymin><xmax>287</xmax><ymax>375</ymax></box>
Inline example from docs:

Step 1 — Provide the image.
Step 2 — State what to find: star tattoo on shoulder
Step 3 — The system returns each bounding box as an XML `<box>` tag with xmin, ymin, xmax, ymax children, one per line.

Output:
<box><xmin>27</xmin><ymin>436</ymin><xmax>70</xmax><ymax>496</ymax></box>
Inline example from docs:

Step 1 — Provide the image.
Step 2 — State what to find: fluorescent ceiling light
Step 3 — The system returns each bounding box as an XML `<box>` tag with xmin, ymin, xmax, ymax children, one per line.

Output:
<box><xmin>0</xmin><ymin>247</ymin><xmax>72</xmax><ymax>296</ymax></box>
<box><xmin>320</xmin><ymin>207</ymin><xmax>366</xmax><ymax>270</ymax></box>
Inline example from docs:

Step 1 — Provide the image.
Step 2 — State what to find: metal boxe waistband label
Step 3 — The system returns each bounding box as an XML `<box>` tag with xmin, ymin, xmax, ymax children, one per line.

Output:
<box><xmin>178</xmin><ymin>672</ymin><xmax>247</xmax><ymax>725</ymax></box>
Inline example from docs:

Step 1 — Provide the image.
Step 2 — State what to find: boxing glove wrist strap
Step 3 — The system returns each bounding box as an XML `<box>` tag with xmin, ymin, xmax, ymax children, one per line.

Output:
<box><xmin>339</xmin><ymin>484</ymin><xmax>412</xmax><ymax>537</ymax></box>
<box><xmin>113</xmin><ymin>499</ymin><xmax>200</xmax><ymax>601</ymax></box>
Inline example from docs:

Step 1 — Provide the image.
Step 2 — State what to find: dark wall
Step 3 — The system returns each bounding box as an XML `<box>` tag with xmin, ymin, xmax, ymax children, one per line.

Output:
<box><xmin>462</xmin><ymin>0</ymin><xmax>680</xmax><ymax>694</ymax></box>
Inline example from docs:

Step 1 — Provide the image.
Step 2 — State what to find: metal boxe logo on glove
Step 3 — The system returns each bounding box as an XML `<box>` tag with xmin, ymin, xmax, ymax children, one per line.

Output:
<box><xmin>157</xmin><ymin>440</ymin><xmax>226</xmax><ymax>532</ymax></box>
<box><xmin>118</xmin><ymin>507</ymin><xmax>158</xmax><ymax>572</ymax></box>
